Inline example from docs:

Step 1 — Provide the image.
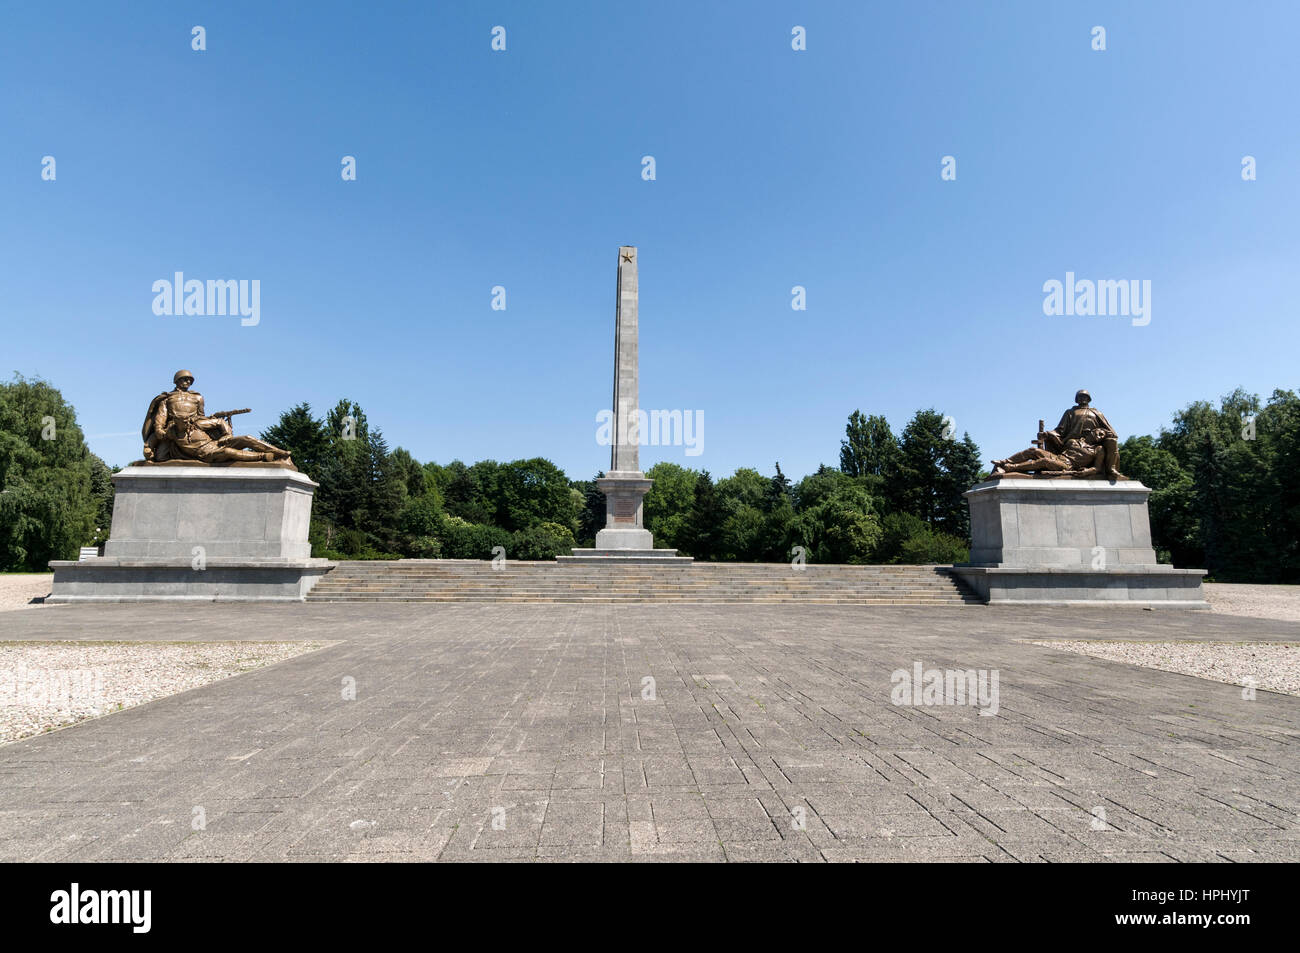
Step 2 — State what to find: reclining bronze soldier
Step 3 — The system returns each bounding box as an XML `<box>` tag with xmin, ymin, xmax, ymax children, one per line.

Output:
<box><xmin>141</xmin><ymin>370</ymin><xmax>293</xmax><ymax>467</ymax></box>
<box><xmin>991</xmin><ymin>390</ymin><xmax>1123</xmax><ymax>480</ymax></box>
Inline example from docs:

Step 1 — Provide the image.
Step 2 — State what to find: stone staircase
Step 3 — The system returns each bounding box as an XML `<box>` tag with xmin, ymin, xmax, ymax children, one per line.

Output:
<box><xmin>305</xmin><ymin>560</ymin><xmax>981</xmax><ymax>605</ymax></box>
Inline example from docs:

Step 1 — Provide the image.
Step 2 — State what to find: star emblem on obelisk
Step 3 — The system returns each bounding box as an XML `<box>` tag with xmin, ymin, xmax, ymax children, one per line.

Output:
<box><xmin>621</xmin><ymin>250</ymin><xmax>635</xmax><ymax>263</ymax></box>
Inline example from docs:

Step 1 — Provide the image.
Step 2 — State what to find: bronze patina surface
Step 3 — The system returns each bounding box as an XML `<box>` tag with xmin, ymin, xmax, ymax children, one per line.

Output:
<box><xmin>991</xmin><ymin>390</ymin><xmax>1123</xmax><ymax>480</ymax></box>
<box><xmin>137</xmin><ymin>370</ymin><xmax>294</xmax><ymax>469</ymax></box>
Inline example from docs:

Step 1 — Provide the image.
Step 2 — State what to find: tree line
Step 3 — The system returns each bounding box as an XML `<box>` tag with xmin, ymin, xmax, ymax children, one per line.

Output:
<box><xmin>1118</xmin><ymin>388</ymin><xmax>1299</xmax><ymax>583</ymax></box>
<box><xmin>1</xmin><ymin>373</ymin><xmax>1296</xmax><ymax>582</ymax></box>
<box><xmin>257</xmin><ymin>401</ymin><xmax>981</xmax><ymax>565</ymax></box>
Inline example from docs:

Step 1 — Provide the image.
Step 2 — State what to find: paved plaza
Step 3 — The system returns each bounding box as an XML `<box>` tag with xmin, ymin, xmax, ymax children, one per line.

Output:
<box><xmin>1</xmin><ymin>602</ymin><xmax>1298</xmax><ymax>862</ymax></box>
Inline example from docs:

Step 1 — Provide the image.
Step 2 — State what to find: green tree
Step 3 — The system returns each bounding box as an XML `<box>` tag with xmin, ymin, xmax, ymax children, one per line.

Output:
<box><xmin>840</xmin><ymin>411</ymin><xmax>899</xmax><ymax>480</ymax></box>
<box><xmin>894</xmin><ymin>409</ymin><xmax>950</xmax><ymax>525</ymax></box>
<box><xmin>261</xmin><ymin>403</ymin><xmax>329</xmax><ymax>481</ymax></box>
<box><xmin>1266</xmin><ymin>389</ymin><xmax>1300</xmax><ymax>581</ymax></box>
<box><xmin>1159</xmin><ymin>389</ymin><xmax>1262</xmax><ymax>580</ymax></box>
<box><xmin>388</xmin><ymin>447</ymin><xmax>427</xmax><ymax>500</ymax></box>
<box><xmin>894</xmin><ymin>409</ymin><xmax>980</xmax><ymax>538</ymax></box>
<box><xmin>876</xmin><ymin>511</ymin><xmax>968</xmax><ymax>564</ymax></box>
<box><xmin>495</xmin><ymin>458</ymin><xmax>575</xmax><ymax>532</ymax></box>
<box><xmin>312</xmin><ymin>399</ymin><xmax>408</xmax><ymax>555</ymax></box>
<box><xmin>1119</xmin><ymin>435</ymin><xmax>1197</xmax><ymax>565</ymax></box>
<box><xmin>717</xmin><ymin>468</ymin><xmax>767</xmax><ymax>511</ymax></box>
<box><xmin>759</xmin><ymin>462</ymin><xmax>797</xmax><ymax>560</ymax></box>
<box><xmin>87</xmin><ymin>454</ymin><xmax>115</xmax><ymax>547</ymax></box>
<box><xmin>716</xmin><ymin>468</ymin><xmax>770</xmax><ymax>561</ymax></box>
<box><xmin>440</xmin><ymin>460</ymin><xmax>499</xmax><ymax>525</ymax></box>
<box><xmin>936</xmin><ymin>433</ymin><xmax>982</xmax><ymax>538</ymax></box>
<box><xmin>438</xmin><ymin>515</ymin><xmax>511</xmax><ymax>560</ymax></box>
<box><xmin>643</xmin><ymin>462</ymin><xmax>698</xmax><ymax>550</ymax></box>
<box><xmin>0</xmin><ymin>375</ymin><xmax>98</xmax><ymax>570</ymax></box>
<box><xmin>396</xmin><ymin>482</ymin><xmax>447</xmax><ymax>558</ymax></box>
<box><xmin>682</xmin><ymin>470</ymin><xmax>723</xmax><ymax>560</ymax></box>
<box><xmin>574</xmin><ymin>474</ymin><xmax>604</xmax><ymax>546</ymax></box>
<box><xmin>793</xmin><ymin>479</ymin><xmax>882</xmax><ymax>564</ymax></box>
<box><xmin>510</xmin><ymin>521</ymin><xmax>577</xmax><ymax>560</ymax></box>
<box><xmin>719</xmin><ymin>502</ymin><xmax>765</xmax><ymax>562</ymax></box>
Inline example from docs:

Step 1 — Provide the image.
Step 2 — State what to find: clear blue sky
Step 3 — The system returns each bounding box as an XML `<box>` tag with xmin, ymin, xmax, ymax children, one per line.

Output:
<box><xmin>3</xmin><ymin>2</ymin><xmax>1297</xmax><ymax>477</ymax></box>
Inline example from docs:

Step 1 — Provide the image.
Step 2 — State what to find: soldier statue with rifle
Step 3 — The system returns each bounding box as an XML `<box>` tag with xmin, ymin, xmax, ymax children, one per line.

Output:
<box><xmin>141</xmin><ymin>369</ymin><xmax>293</xmax><ymax>466</ymax></box>
<box><xmin>990</xmin><ymin>389</ymin><xmax>1123</xmax><ymax>480</ymax></box>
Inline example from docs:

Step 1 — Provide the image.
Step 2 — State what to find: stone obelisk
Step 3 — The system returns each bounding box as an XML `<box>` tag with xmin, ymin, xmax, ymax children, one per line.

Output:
<box><xmin>562</xmin><ymin>246</ymin><xmax>690</xmax><ymax>563</ymax></box>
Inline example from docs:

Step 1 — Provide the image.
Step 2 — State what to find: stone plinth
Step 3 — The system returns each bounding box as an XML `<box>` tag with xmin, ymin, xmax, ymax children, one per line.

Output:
<box><xmin>951</xmin><ymin>478</ymin><xmax>1206</xmax><ymax>607</ymax></box>
<box><xmin>966</xmin><ymin>479</ymin><xmax>1158</xmax><ymax>568</ymax></box>
<box><xmin>45</xmin><ymin>558</ymin><xmax>332</xmax><ymax>602</ymax></box>
<box><xmin>101</xmin><ymin>467</ymin><xmax>317</xmax><ymax>560</ymax></box>
<box><xmin>593</xmin><ymin>472</ymin><xmax>653</xmax><ymax>550</ymax></box>
<box><xmin>48</xmin><ymin>466</ymin><xmax>334</xmax><ymax>602</ymax></box>
<box><xmin>562</xmin><ymin>473</ymin><xmax>692</xmax><ymax>563</ymax></box>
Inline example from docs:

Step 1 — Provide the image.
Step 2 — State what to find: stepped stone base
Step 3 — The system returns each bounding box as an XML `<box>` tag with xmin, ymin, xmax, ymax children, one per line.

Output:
<box><xmin>558</xmin><ymin>548</ymin><xmax>694</xmax><ymax>565</ymax></box>
<box><xmin>49</xmin><ymin>465</ymin><xmax>331</xmax><ymax>602</ymax></box>
<box><xmin>45</xmin><ymin>558</ymin><xmax>334</xmax><ymax>603</ymax></box>
<box><xmin>956</xmin><ymin>478</ymin><xmax>1207</xmax><ymax>607</ymax></box>
<box><xmin>950</xmin><ymin>566</ymin><xmax>1208</xmax><ymax>608</ymax></box>
<box><xmin>306</xmin><ymin>560</ymin><xmax>979</xmax><ymax>604</ymax></box>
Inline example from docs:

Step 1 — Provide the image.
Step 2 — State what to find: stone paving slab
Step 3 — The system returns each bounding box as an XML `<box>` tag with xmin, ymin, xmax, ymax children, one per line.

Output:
<box><xmin>0</xmin><ymin>603</ymin><xmax>1297</xmax><ymax>862</ymax></box>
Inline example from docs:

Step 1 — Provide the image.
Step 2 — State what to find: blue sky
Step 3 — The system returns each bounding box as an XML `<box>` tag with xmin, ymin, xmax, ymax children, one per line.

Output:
<box><xmin>3</xmin><ymin>1</ymin><xmax>1297</xmax><ymax>477</ymax></box>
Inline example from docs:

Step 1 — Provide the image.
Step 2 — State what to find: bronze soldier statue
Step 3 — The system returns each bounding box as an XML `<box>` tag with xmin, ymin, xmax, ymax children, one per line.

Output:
<box><xmin>141</xmin><ymin>370</ymin><xmax>293</xmax><ymax>466</ymax></box>
<box><xmin>991</xmin><ymin>390</ymin><xmax>1122</xmax><ymax>480</ymax></box>
<box><xmin>1042</xmin><ymin>389</ymin><xmax>1120</xmax><ymax>479</ymax></box>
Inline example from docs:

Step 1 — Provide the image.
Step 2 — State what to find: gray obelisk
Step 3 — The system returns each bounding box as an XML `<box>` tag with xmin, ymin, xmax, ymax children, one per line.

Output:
<box><xmin>594</xmin><ymin>246</ymin><xmax>655</xmax><ymax>550</ymax></box>
<box><xmin>610</xmin><ymin>246</ymin><xmax>641</xmax><ymax>477</ymax></box>
<box><xmin>562</xmin><ymin>246</ymin><xmax>690</xmax><ymax>562</ymax></box>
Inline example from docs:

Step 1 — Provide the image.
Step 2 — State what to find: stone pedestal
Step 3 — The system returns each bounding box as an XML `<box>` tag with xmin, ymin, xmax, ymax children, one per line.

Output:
<box><xmin>561</xmin><ymin>472</ymin><xmax>692</xmax><ymax>564</ymax></box>
<box><xmin>951</xmin><ymin>479</ymin><xmax>1206</xmax><ymax>607</ymax></box>
<box><xmin>594</xmin><ymin>473</ymin><xmax>653</xmax><ymax>550</ymax></box>
<box><xmin>48</xmin><ymin>467</ymin><xmax>334</xmax><ymax>602</ymax></box>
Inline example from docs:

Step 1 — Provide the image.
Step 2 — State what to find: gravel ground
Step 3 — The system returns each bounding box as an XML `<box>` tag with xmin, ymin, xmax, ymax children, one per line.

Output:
<box><xmin>0</xmin><ymin>574</ymin><xmax>53</xmax><ymax>612</ymax></box>
<box><xmin>1205</xmin><ymin>582</ymin><xmax>1300</xmax><ymax>622</ymax></box>
<box><xmin>0</xmin><ymin>641</ymin><xmax>332</xmax><ymax>745</ymax></box>
<box><xmin>1031</xmin><ymin>639</ymin><xmax>1300</xmax><ymax>696</ymax></box>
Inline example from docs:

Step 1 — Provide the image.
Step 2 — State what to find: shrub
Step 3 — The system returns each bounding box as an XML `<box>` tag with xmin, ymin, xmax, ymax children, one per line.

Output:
<box><xmin>509</xmin><ymin>521</ymin><xmax>577</xmax><ymax>560</ymax></box>
<box><xmin>877</xmin><ymin>511</ymin><xmax>968</xmax><ymax>564</ymax></box>
<box><xmin>439</xmin><ymin>515</ymin><xmax>512</xmax><ymax>559</ymax></box>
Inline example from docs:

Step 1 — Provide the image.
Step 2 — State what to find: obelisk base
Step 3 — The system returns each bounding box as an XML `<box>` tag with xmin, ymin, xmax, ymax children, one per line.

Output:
<box><xmin>558</xmin><ymin>472</ymin><xmax>693</xmax><ymax>563</ymax></box>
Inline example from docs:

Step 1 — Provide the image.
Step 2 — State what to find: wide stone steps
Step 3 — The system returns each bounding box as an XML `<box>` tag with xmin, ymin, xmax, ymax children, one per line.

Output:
<box><xmin>306</xmin><ymin>561</ymin><xmax>980</xmax><ymax>605</ymax></box>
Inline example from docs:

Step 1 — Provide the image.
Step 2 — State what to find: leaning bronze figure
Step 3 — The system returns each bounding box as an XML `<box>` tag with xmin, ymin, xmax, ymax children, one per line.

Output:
<box><xmin>991</xmin><ymin>390</ymin><xmax>1123</xmax><ymax>480</ymax></box>
<box><xmin>140</xmin><ymin>370</ymin><xmax>294</xmax><ymax>468</ymax></box>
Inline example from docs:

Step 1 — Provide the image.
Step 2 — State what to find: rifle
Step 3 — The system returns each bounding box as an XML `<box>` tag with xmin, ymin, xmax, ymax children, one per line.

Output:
<box><xmin>208</xmin><ymin>408</ymin><xmax>252</xmax><ymax>419</ymax></box>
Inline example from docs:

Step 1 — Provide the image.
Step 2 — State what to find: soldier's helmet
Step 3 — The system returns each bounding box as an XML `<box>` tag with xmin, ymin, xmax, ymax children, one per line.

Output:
<box><xmin>1075</xmin><ymin>389</ymin><xmax>1091</xmax><ymax>404</ymax></box>
<box><xmin>174</xmin><ymin>369</ymin><xmax>196</xmax><ymax>385</ymax></box>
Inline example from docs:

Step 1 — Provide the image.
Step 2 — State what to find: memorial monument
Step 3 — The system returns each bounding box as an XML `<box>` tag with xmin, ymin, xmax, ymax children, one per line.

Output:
<box><xmin>48</xmin><ymin>370</ymin><xmax>333</xmax><ymax>602</ymax></box>
<box><xmin>951</xmin><ymin>391</ymin><xmax>1206</xmax><ymax>606</ymax></box>
<box><xmin>560</xmin><ymin>246</ymin><xmax>691</xmax><ymax>564</ymax></box>
<box><xmin>142</xmin><ymin>369</ymin><xmax>293</xmax><ymax>465</ymax></box>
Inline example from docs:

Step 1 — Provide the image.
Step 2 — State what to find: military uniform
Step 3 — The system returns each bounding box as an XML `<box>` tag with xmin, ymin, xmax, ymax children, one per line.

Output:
<box><xmin>1043</xmin><ymin>391</ymin><xmax>1120</xmax><ymax>478</ymax></box>
<box><xmin>142</xmin><ymin>370</ymin><xmax>289</xmax><ymax>465</ymax></box>
<box><xmin>992</xmin><ymin>390</ymin><xmax>1123</xmax><ymax>479</ymax></box>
